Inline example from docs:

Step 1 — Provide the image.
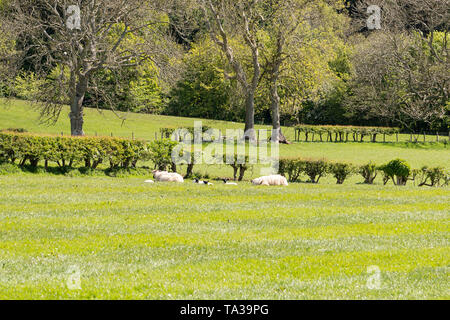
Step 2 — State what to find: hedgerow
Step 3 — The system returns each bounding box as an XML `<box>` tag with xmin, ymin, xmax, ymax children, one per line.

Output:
<box><xmin>0</xmin><ymin>131</ymin><xmax>150</xmax><ymax>170</ymax></box>
<box><xmin>279</xmin><ymin>157</ymin><xmax>448</xmax><ymax>187</ymax></box>
<box><xmin>279</xmin><ymin>158</ymin><xmax>329</xmax><ymax>183</ymax></box>
<box><xmin>294</xmin><ymin>125</ymin><xmax>400</xmax><ymax>143</ymax></box>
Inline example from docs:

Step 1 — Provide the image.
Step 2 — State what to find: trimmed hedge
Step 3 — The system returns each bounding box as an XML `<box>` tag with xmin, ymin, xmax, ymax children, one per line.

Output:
<box><xmin>279</xmin><ymin>157</ymin><xmax>448</xmax><ymax>187</ymax></box>
<box><xmin>279</xmin><ymin>158</ymin><xmax>329</xmax><ymax>184</ymax></box>
<box><xmin>0</xmin><ymin>131</ymin><xmax>150</xmax><ymax>170</ymax></box>
<box><xmin>294</xmin><ymin>125</ymin><xmax>400</xmax><ymax>143</ymax></box>
<box><xmin>379</xmin><ymin>159</ymin><xmax>411</xmax><ymax>186</ymax></box>
<box><xmin>160</xmin><ymin>126</ymin><xmax>213</xmax><ymax>141</ymax></box>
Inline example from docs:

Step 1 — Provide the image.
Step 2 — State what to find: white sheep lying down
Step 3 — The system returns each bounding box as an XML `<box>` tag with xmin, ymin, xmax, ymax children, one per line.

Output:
<box><xmin>252</xmin><ymin>174</ymin><xmax>288</xmax><ymax>186</ymax></box>
<box><xmin>152</xmin><ymin>170</ymin><xmax>184</xmax><ymax>183</ymax></box>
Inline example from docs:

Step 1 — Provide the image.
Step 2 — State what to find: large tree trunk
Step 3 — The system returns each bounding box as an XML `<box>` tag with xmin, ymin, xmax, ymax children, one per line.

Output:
<box><xmin>269</xmin><ymin>70</ymin><xmax>289</xmax><ymax>144</ymax></box>
<box><xmin>69</xmin><ymin>76</ymin><xmax>88</xmax><ymax>136</ymax></box>
<box><xmin>244</xmin><ymin>90</ymin><xmax>256</xmax><ymax>142</ymax></box>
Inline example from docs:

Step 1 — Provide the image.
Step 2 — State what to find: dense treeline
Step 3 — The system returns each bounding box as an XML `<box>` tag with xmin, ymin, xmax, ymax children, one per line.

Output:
<box><xmin>0</xmin><ymin>0</ymin><xmax>448</xmax><ymax>135</ymax></box>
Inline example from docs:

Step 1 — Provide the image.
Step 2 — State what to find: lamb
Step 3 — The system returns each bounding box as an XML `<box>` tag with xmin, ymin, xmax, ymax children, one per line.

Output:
<box><xmin>194</xmin><ymin>178</ymin><xmax>213</xmax><ymax>185</ymax></box>
<box><xmin>251</xmin><ymin>175</ymin><xmax>288</xmax><ymax>186</ymax></box>
<box><xmin>221</xmin><ymin>179</ymin><xmax>237</xmax><ymax>185</ymax></box>
<box><xmin>152</xmin><ymin>170</ymin><xmax>184</xmax><ymax>183</ymax></box>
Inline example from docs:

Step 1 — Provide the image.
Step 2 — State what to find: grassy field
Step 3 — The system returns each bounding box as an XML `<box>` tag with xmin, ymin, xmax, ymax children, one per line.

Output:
<box><xmin>0</xmin><ymin>174</ymin><xmax>448</xmax><ymax>299</ymax></box>
<box><xmin>1</xmin><ymin>99</ymin><xmax>449</xmax><ymax>173</ymax></box>
<box><xmin>0</xmin><ymin>99</ymin><xmax>449</xmax><ymax>299</ymax></box>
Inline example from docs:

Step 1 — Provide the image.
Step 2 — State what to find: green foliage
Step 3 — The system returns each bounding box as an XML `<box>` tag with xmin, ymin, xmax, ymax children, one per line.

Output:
<box><xmin>0</xmin><ymin>162</ymin><xmax>21</xmax><ymax>175</ymax></box>
<box><xmin>329</xmin><ymin>162</ymin><xmax>356</xmax><ymax>184</ymax></box>
<box><xmin>359</xmin><ymin>162</ymin><xmax>378</xmax><ymax>184</ymax></box>
<box><xmin>303</xmin><ymin>159</ymin><xmax>329</xmax><ymax>184</ymax></box>
<box><xmin>148</xmin><ymin>139</ymin><xmax>178</xmax><ymax>171</ymax></box>
<box><xmin>295</xmin><ymin>125</ymin><xmax>400</xmax><ymax>142</ymax></box>
<box><xmin>166</xmin><ymin>37</ymin><xmax>242</xmax><ymax>121</ymax></box>
<box><xmin>415</xmin><ymin>166</ymin><xmax>448</xmax><ymax>187</ymax></box>
<box><xmin>279</xmin><ymin>158</ymin><xmax>329</xmax><ymax>184</ymax></box>
<box><xmin>13</xmin><ymin>72</ymin><xmax>44</xmax><ymax>101</ymax></box>
<box><xmin>379</xmin><ymin>159</ymin><xmax>411</xmax><ymax>186</ymax></box>
<box><xmin>279</xmin><ymin>158</ymin><xmax>306</xmax><ymax>182</ymax></box>
<box><xmin>0</xmin><ymin>131</ymin><xmax>150</xmax><ymax>170</ymax></box>
<box><xmin>86</xmin><ymin>61</ymin><xmax>165</xmax><ymax>114</ymax></box>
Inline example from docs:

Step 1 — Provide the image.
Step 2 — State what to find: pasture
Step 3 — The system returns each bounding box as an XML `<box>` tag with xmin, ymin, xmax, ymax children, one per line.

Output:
<box><xmin>0</xmin><ymin>99</ymin><xmax>449</xmax><ymax>299</ymax></box>
<box><xmin>0</xmin><ymin>174</ymin><xmax>449</xmax><ymax>299</ymax></box>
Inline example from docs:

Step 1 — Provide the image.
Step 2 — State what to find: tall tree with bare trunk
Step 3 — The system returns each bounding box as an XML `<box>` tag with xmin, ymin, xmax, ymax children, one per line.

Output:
<box><xmin>199</xmin><ymin>0</ymin><xmax>263</xmax><ymax>141</ymax></box>
<box><xmin>3</xmin><ymin>0</ymin><xmax>177</xmax><ymax>135</ymax></box>
<box><xmin>261</xmin><ymin>0</ymin><xmax>348</xmax><ymax>143</ymax></box>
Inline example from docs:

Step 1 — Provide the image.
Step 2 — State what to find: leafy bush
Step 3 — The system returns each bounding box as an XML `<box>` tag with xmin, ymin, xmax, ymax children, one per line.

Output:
<box><xmin>303</xmin><ymin>159</ymin><xmax>329</xmax><ymax>183</ymax></box>
<box><xmin>0</xmin><ymin>132</ymin><xmax>150</xmax><ymax>170</ymax></box>
<box><xmin>329</xmin><ymin>163</ymin><xmax>356</xmax><ymax>184</ymax></box>
<box><xmin>0</xmin><ymin>162</ymin><xmax>22</xmax><ymax>175</ymax></box>
<box><xmin>1</xmin><ymin>128</ymin><xmax>28</xmax><ymax>133</ymax></box>
<box><xmin>359</xmin><ymin>162</ymin><xmax>378</xmax><ymax>184</ymax></box>
<box><xmin>279</xmin><ymin>158</ymin><xmax>305</xmax><ymax>182</ymax></box>
<box><xmin>378</xmin><ymin>159</ymin><xmax>411</xmax><ymax>186</ymax></box>
<box><xmin>416</xmin><ymin>166</ymin><xmax>447</xmax><ymax>187</ymax></box>
<box><xmin>148</xmin><ymin>139</ymin><xmax>179</xmax><ymax>171</ymax></box>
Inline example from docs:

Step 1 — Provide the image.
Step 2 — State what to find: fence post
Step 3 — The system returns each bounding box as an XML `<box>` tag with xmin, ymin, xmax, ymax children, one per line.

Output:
<box><xmin>436</xmin><ymin>132</ymin><xmax>439</xmax><ymax>142</ymax></box>
<box><xmin>423</xmin><ymin>132</ymin><xmax>426</xmax><ymax>143</ymax></box>
<box><xmin>396</xmin><ymin>133</ymin><xmax>398</xmax><ymax>142</ymax></box>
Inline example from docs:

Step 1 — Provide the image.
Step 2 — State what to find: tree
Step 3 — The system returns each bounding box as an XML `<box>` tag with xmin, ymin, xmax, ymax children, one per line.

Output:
<box><xmin>346</xmin><ymin>0</ymin><xmax>449</xmax><ymax>132</ymax></box>
<box><xmin>3</xmin><ymin>0</ymin><xmax>177</xmax><ymax>135</ymax></box>
<box><xmin>199</xmin><ymin>0</ymin><xmax>263</xmax><ymax>141</ymax></box>
<box><xmin>166</xmin><ymin>37</ymin><xmax>243</xmax><ymax>121</ymax></box>
<box><xmin>0</xmin><ymin>0</ymin><xmax>18</xmax><ymax>97</ymax></box>
<box><xmin>261</xmin><ymin>0</ymin><xmax>349</xmax><ymax>142</ymax></box>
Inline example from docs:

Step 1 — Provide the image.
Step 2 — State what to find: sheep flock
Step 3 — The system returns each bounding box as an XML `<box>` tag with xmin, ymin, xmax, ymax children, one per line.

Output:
<box><xmin>148</xmin><ymin>171</ymin><xmax>288</xmax><ymax>187</ymax></box>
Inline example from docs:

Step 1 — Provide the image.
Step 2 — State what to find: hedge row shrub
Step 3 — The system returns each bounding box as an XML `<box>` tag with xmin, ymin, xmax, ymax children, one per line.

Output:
<box><xmin>359</xmin><ymin>162</ymin><xmax>378</xmax><ymax>184</ymax></box>
<box><xmin>378</xmin><ymin>159</ymin><xmax>411</xmax><ymax>186</ymax></box>
<box><xmin>414</xmin><ymin>166</ymin><xmax>448</xmax><ymax>187</ymax></box>
<box><xmin>329</xmin><ymin>163</ymin><xmax>357</xmax><ymax>184</ymax></box>
<box><xmin>280</xmin><ymin>157</ymin><xmax>448</xmax><ymax>187</ymax></box>
<box><xmin>279</xmin><ymin>158</ymin><xmax>335</xmax><ymax>184</ymax></box>
<box><xmin>294</xmin><ymin>125</ymin><xmax>400</xmax><ymax>143</ymax></box>
<box><xmin>0</xmin><ymin>132</ymin><xmax>150</xmax><ymax>170</ymax></box>
<box><xmin>160</xmin><ymin>126</ymin><xmax>213</xmax><ymax>141</ymax></box>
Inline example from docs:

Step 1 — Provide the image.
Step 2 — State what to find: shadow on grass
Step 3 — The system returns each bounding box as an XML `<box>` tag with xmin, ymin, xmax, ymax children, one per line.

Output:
<box><xmin>0</xmin><ymin>161</ymin><xmax>152</xmax><ymax>178</ymax></box>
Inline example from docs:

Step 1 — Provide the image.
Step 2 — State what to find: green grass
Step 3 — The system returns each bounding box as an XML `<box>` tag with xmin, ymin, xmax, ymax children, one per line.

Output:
<box><xmin>0</xmin><ymin>99</ymin><xmax>449</xmax><ymax>299</ymax></box>
<box><xmin>0</xmin><ymin>174</ymin><xmax>448</xmax><ymax>299</ymax></box>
